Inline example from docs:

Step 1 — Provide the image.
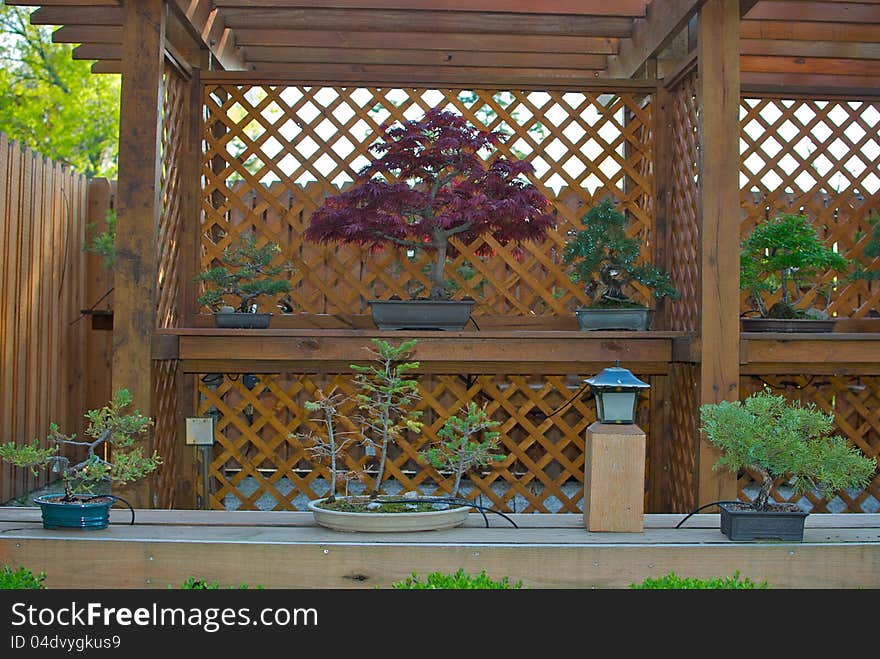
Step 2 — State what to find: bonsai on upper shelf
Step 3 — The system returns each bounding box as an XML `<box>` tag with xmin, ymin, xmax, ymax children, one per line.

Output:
<box><xmin>196</xmin><ymin>234</ymin><xmax>294</xmax><ymax>314</ymax></box>
<box><xmin>419</xmin><ymin>401</ymin><xmax>505</xmax><ymax>498</ymax></box>
<box><xmin>0</xmin><ymin>388</ymin><xmax>160</xmax><ymax>503</ymax></box>
<box><xmin>740</xmin><ymin>213</ymin><xmax>850</xmax><ymax>320</ymax></box>
<box><xmin>700</xmin><ymin>389</ymin><xmax>875</xmax><ymax>512</ymax></box>
<box><xmin>562</xmin><ymin>197</ymin><xmax>678</xmax><ymax>329</ymax></box>
<box><xmin>304</xmin><ymin>107</ymin><xmax>555</xmax><ymax>301</ymax></box>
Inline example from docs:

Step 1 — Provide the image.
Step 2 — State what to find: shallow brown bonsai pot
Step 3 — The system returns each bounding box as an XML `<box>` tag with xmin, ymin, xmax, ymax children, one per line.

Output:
<box><xmin>308</xmin><ymin>496</ymin><xmax>471</xmax><ymax>532</ymax></box>
<box><xmin>719</xmin><ymin>501</ymin><xmax>808</xmax><ymax>541</ymax></box>
<box><xmin>740</xmin><ymin>317</ymin><xmax>836</xmax><ymax>333</ymax></box>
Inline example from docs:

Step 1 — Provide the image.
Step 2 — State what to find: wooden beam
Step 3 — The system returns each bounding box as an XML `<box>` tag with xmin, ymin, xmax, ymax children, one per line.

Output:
<box><xmin>696</xmin><ymin>0</ymin><xmax>740</xmax><ymax>505</ymax></box>
<box><xmin>91</xmin><ymin>60</ymin><xmax>121</xmax><ymax>74</ymax></box>
<box><xmin>168</xmin><ymin>0</ymin><xmax>247</xmax><ymax>70</ymax></box>
<box><xmin>210</xmin><ymin>0</ymin><xmax>649</xmax><ymax>15</ymax></box>
<box><xmin>741</xmin><ymin>71</ymin><xmax>880</xmax><ymax>95</ymax></box>
<box><xmin>741</xmin><ymin>19</ymin><xmax>880</xmax><ymax>41</ymax></box>
<box><xmin>605</xmin><ymin>0</ymin><xmax>705</xmax><ymax>78</ymax></box>
<box><xmin>218</xmin><ymin>8</ymin><xmax>636</xmax><ymax>36</ymax></box>
<box><xmin>741</xmin><ymin>55</ymin><xmax>880</xmax><ymax>76</ymax></box>
<box><xmin>230</xmin><ymin>29</ymin><xmax>618</xmax><ymax>55</ymax></box>
<box><xmin>52</xmin><ymin>25</ymin><xmax>122</xmax><ymax>44</ymax></box>
<box><xmin>30</xmin><ymin>6</ymin><xmax>123</xmax><ymax>26</ymax></box>
<box><xmin>113</xmin><ymin>0</ymin><xmax>164</xmax><ymax>508</ymax></box>
<box><xmin>72</xmin><ymin>43</ymin><xmax>121</xmax><ymax>61</ymax></box>
<box><xmin>740</xmin><ymin>38</ymin><xmax>880</xmax><ymax>60</ymax></box>
<box><xmin>205</xmin><ymin>63</ymin><xmax>609</xmax><ymax>88</ymax></box>
<box><xmin>5</xmin><ymin>0</ymin><xmax>117</xmax><ymax>5</ymax></box>
<box><xmin>240</xmin><ymin>46</ymin><xmax>608</xmax><ymax>70</ymax></box>
<box><xmin>746</xmin><ymin>1</ymin><xmax>880</xmax><ymax>22</ymax></box>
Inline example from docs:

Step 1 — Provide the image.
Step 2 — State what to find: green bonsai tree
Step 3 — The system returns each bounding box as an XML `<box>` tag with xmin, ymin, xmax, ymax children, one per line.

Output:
<box><xmin>297</xmin><ymin>339</ymin><xmax>424</xmax><ymax>504</ymax></box>
<box><xmin>419</xmin><ymin>401</ymin><xmax>504</xmax><ymax>497</ymax></box>
<box><xmin>740</xmin><ymin>213</ymin><xmax>850</xmax><ymax>319</ymax></box>
<box><xmin>562</xmin><ymin>197</ymin><xmax>678</xmax><ymax>308</ymax></box>
<box><xmin>0</xmin><ymin>388</ymin><xmax>160</xmax><ymax>501</ymax></box>
<box><xmin>700</xmin><ymin>389</ymin><xmax>876</xmax><ymax>511</ymax></box>
<box><xmin>196</xmin><ymin>234</ymin><xmax>294</xmax><ymax>313</ymax></box>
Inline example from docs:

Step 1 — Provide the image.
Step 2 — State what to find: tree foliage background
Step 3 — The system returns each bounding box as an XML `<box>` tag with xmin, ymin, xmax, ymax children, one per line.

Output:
<box><xmin>0</xmin><ymin>3</ymin><xmax>119</xmax><ymax>178</ymax></box>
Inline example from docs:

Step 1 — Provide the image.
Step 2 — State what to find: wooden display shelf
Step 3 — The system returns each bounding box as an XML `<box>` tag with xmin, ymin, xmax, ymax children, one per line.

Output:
<box><xmin>154</xmin><ymin>328</ymin><xmax>685</xmax><ymax>374</ymax></box>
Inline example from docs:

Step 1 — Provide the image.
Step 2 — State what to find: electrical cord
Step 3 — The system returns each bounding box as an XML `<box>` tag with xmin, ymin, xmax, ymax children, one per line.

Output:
<box><xmin>76</xmin><ymin>494</ymin><xmax>136</xmax><ymax>525</ymax></box>
<box><xmin>674</xmin><ymin>500</ymin><xmax>744</xmax><ymax>529</ymax></box>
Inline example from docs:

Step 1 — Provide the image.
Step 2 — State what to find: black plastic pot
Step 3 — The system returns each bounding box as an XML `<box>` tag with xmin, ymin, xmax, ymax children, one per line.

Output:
<box><xmin>718</xmin><ymin>501</ymin><xmax>808</xmax><ymax>541</ymax></box>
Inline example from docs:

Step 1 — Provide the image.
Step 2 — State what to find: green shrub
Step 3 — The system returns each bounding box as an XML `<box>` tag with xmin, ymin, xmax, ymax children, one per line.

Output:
<box><xmin>0</xmin><ymin>565</ymin><xmax>46</xmax><ymax>589</ymax></box>
<box><xmin>179</xmin><ymin>577</ymin><xmax>262</xmax><ymax>590</ymax></box>
<box><xmin>392</xmin><ymin>568</ymin><xmax>522</xmax><ymax>589</ymax></box>
<box><xmin>630</xmin><ymin>570</ymin><xmax>769</xmax><ymax>589</ymax></box>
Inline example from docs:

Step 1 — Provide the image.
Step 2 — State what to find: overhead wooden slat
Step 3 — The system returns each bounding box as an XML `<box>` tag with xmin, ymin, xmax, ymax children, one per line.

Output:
<box><xmin>52</xmin><ymin>25</ymin><xmax>122</xmax><ymax>43</ymax></box>
<box><xmin>741</xmin><ymin>54</ymin><xmax>880</xmax><ymax>76</ymax></box>
<box><xmin>741</xmin><ymin>19</ymin><xmax>880</xmax><ymax>41</ymax></box>
<box><xmin>91</xmin><ymin>60</ymin><xmax>121</xmax><ymax>74</ymax></box>
<box><xmin>741</xmin><ymin>71</ymin><xmax>880</xmax><ymax>94</ymax></box>
<box><xmin>241</xmin><ymin>46</ymin><xmax>608</xmax><ymax>70</ymax></box>
<box><xmin>218</xmin><ymin>8</ymin><xmax>636</xmax><ymax>36</ymax></box>
<box><xmin>29</xmin><ymin>6</ymin><xmax>122</xmax><ymax>26</ymax></box>
<box><xmin>741</xmin><ymin>38</ymin><xmax>880</xmax><ymax>59</ymax></box>
<box><xmin>72</xmin><ymin>43</ymin><xmax>120</xmax><ymax>61</ymax></box>
<box><xmin>231</xmin><ymin>29</ymin><xmax>618</xmax><ymax>55</ymax></box>
<box><xmin>210</xmin><ymin>0</ymin><xmax>649</xmax><ymax>15</ymax></box>
<box><xmin>167</xmin><ymin>0</ymin><xmax>247</xmax><ymax>70</ymax></box>
<box><xmin>606</xmin><ymin>0</ymin><xmax>705</xmax><ymax>78</ymax></box>
<box><xmin>747</xmin><ymin>1</ymin><xmax>880</xmax><ymax>22</ymax></box>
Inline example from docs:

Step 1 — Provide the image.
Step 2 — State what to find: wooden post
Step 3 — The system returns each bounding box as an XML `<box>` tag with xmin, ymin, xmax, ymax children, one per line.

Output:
<box><xmin>695</xmin><ymin>0</ymin><xmax>740</xmax><ymax>506</ymax></box>
<box><xmin>583</xmin><ymin>422</ymin><xmax>646</xmax><ymax>532</ymax></box>
<box><xmin>113</xmin><ymin>0</ymin><xmax>166</xmax><ymax>507</ymax></box>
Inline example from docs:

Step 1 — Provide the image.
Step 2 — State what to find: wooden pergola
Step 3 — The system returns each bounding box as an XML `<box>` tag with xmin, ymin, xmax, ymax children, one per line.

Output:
<box><xmin>6</xmin><ymin>1</ymin><xmax>880</xmax><ymax>513</ymax></box>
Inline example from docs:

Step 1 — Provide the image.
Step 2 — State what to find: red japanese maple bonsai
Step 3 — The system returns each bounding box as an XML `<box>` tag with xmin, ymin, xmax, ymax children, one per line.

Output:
<box><xmin>305</xmin><ymin>108</ymin><xmax>555</xmax><ymax>300</ymax></box>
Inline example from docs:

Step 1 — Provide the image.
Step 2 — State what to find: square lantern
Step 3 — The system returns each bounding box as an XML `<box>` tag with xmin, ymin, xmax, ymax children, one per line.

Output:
<box><xmin>584</xmin><ymin>363</ymin><xmax>650</xmax><ymax>424</ymax></box>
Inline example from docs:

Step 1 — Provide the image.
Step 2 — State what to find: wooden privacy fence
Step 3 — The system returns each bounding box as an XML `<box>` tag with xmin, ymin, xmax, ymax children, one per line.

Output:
<box><xmin>0</xmin><ymin>135</ymin><xmax>113</xmax><ymax>504</ymax></box>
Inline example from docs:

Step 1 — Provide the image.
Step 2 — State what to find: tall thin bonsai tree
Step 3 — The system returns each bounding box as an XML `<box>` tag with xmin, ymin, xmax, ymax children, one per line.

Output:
<box><xmin>700</xmin><ymin>389</ymin><xmax>875</xmax><ymax>511</ymax></box>
<box><xmin>305</xmin><ymin>108</ymin><xmax>555</xmax><ymax>300</ymax></box>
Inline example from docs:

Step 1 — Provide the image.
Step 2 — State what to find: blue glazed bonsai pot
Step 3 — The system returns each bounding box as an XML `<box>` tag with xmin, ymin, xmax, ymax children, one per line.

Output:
<box><xmin>33</xmin><ymin>494</ymin><xmax>133</xmax><ymax>530</ymax></box>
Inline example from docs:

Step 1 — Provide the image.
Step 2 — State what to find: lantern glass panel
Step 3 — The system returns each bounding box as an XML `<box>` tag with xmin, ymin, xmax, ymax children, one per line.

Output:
<box><xmin>597</xmin><ymin>391</ymin><xmax>636</xmax><ymax>423</ymax></box>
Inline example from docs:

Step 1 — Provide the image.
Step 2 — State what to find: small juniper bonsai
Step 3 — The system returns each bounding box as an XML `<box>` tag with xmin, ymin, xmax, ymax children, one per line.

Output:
<box><xmin>563</xmin><ymin>197</ymin><xmax>678</xmax><ymax>308</ymax></box>
<box><xmin>700</xmin><ymin>389</ymin><xmax>876</xmax><ymax>511</ymax></box>
<box><xmin>0</xmin><ymin>388</ymin><xmax>159</xmax><ymax>501</ymax></box>
<box><xmin>740</xmin><ymin>213</ymin><xmax>850</xmax><ymax>319</ymax></box>
<box><xmin>196</xmin><ymin>234</ymin><xmax>294</xmax><ymax>313</ymax></box>
<box><xmin>419</xmin><ymin>401</ymin><xmax>505</xmax><ymax>497</ymax></box>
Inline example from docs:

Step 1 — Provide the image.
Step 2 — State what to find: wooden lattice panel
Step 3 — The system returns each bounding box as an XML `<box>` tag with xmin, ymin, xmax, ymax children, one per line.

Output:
<box><xmin>200</xmin><ymin>86</ymin><xmax>656</xmax><ymax>317</ymax></box>
<box><xmin>666</xmin><ymin>363</ymin><xmax>699</xmax><ymax>513</ymax></box>
<box><xmin>667</xmin><ymin>71</ymin><xmax>700</xmax><ymax>332</ymax></box>
<box><xmin>151</xmin><ymin>359</ymin><xmax>179</xmax><ymax>509</ymax></box>
<box><xmin>195</xmin><ymin>370</ymin><xmax>653</xmax><ymax>513</ymax></box>
<box><xmin>157</xmin><ymin>66</ymin><xmax>186</xmax><ymax>330</ymax></box>
<box><xmin>740</xmin><ymin>375</ymin><xmax>880</xmax><ymax>513</ymax></box>
<box><xmin>740</xmin><ymin>97</ymin><xmax>880</xmax><ymax>318</ymax></box>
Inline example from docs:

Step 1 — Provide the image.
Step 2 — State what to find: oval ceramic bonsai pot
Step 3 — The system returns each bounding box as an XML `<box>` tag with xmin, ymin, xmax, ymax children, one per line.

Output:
<box><xmin>34</xmin><ymin>494</ymin><xmax>119</xmax><ymax>530</ymax></box>
<box><xmin>368</xmin><ymin>299</ymin><xmax>475</xmax><ymax>331</ymax></box>
<box><xmin>213</xmin><ymin>312</ymin><xmax>272</xmax><ymax>329</ymax></box>
<box><xmin>575</xmin><ymin>307</ymin><xmax>652</xmax><ymax>331</ymax></box>
<box><xmin>308</xmin><ymin>496</ymin><xmax>471</xmax><ymax>532</ymax></box>
<box><xmin>740</xmin><ymin>317</ymin><xmax>835</xmax><ymax>333</ymax></box>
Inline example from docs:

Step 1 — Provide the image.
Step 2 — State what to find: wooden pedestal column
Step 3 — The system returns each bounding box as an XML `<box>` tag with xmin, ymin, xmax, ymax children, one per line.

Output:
<box><xmin>583</xmin><ymin>422</ymin><xmax>646</xmax><ymax>532</ymax></box>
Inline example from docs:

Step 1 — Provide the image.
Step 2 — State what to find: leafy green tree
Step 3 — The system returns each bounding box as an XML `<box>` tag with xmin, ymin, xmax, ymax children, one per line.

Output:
<box><xmin>0</xmin><ymin>5</ymin><xmax>119</xmax><ymax>177</ymax></box>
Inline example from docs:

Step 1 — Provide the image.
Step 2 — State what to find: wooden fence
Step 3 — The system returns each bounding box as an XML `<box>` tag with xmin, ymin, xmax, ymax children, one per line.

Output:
<box><xmin>0</xmin><ymin>135</ymin><xmax>113</xmax><ymax>504</ymax></box>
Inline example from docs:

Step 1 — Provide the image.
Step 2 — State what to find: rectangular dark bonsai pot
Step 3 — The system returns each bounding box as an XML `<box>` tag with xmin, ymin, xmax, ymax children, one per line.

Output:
<box><xmin>719</xmin><ymin>501</ymin><xmax>808</xmax><ymax>541</ymax></box>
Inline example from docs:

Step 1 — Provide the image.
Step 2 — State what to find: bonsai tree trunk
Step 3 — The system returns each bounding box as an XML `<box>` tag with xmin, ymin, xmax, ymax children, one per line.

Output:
<box><xmin>429</xmin><ymin>230</ymin><xmax>449</xmax><ymax>300</ymax></box>
<box><xmin>753</xmin><ymin>465</ymin><xmax>774</xmax><ymax>510</ymax></box>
